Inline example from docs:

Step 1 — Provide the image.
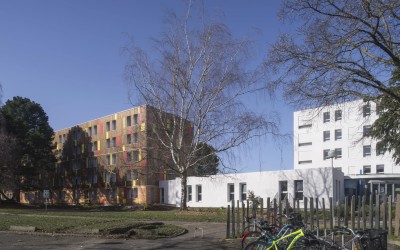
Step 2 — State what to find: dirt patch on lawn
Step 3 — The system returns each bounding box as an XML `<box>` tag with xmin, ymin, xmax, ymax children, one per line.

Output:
<box><xmin>102</xmin><ymin>222</ymin><xmax>187</xmax><ymax>239</ymax></box>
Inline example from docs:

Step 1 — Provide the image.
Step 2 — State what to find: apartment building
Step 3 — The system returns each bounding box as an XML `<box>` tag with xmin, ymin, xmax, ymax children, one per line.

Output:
<box><xmin>29</xmin><ymin>105</ymin><xmax>189</xmax><ymax>206</ymax></box>
<box><xmin>294</xmin><ymin>99</ymin><xmax>400</xmax><ymax>198</ymax></box>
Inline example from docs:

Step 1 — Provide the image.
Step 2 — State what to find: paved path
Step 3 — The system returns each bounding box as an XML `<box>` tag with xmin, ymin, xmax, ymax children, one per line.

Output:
<box><xmin>1</xmin><ymin>221</ymin><xmax>400</xmax><ymax>250</ymax></box>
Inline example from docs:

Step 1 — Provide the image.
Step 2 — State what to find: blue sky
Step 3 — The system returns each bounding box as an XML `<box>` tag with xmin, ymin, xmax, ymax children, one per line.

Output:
<box><xmin>0</xmin><ymin>0</ymin><xmax>295</xmax><ymax>172</ymax></box>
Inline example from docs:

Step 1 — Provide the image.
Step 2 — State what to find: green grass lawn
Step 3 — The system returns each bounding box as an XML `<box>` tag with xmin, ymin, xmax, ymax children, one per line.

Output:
<box><xmin>0</xmin><ymin>204</ymin><xmax>227</xmax><ymax>237</ymax></box>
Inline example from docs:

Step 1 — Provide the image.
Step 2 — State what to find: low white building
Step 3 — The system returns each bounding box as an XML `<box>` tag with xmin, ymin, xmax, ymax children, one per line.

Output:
<box><xmin>160</xmin><ymin>167</ymin><xmax>344</xmax><ymax>208</ymax></box>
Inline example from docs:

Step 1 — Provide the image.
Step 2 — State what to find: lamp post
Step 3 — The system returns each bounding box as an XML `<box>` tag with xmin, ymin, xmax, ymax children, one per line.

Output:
<box><xmin>328</xmin><ymin>149</ymin><xmax>336</xmax><ymax>168</ymax></box>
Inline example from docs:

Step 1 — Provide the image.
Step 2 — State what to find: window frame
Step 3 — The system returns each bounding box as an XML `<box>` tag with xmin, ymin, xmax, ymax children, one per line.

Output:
<box><xmin>196</xmin><ymin>185</ymin><xmax>202</xmax><ymax>202</ymax></box>
<box><xmin>323</xmin><ymin>112</ymin><xmax>330</xmax><ymax>123</ymax></box>
<box><xmin>335</xmin><ymin>110</ymin><xmax>342</xmax><ymax>121</ymax></box>
<box><xmin>363</xmin><ymin>145</ymin><xmax>371</xmax><ymax>157</ymax></box>
<box><xmin>133</xmin><ymin>151</ymin><xmax>139</xmax><ymax>162</ymax></box>
<box><xmin>335</xmin><ymin>129</ymin><xmax>342</xmax><ymax>140</ymax></box>
<box><xmin>294</xmin><ymin>180</ymin><xmax>303</xmax><ymax>201</ymax></box>
<box><xmin>323</xmin><ymin>130</ymin><xmax>330</xmax><ymax>142</ymax></box>
<box><xmin>376</xmin><ymin>164</ymin><xmax>384</xmax><ymax>174</ymax></box>
<box><xmin>187</xmin><ymin>185</ymin><xmax>192</xmax><ymax>202</ymax></box>
<box><xmin>335</xmin><ymin>148</ymin><xmax>342</xmax><ymax>159</ymax></box>
<box><xmin>363</xmin><ymin>125</ymin><xmax>371</xmax><ymax>137</ymax></box>
<box><xmin>363</xmin><ymin>165</ymin><xmax>371</xmax><ymax>174</ymax></box>
<box><xmin>363</xmin><ymin>103</ymin><xmax>371</xmax><ymax>117</ymax></box>
<box><xmin>227</xmin><ymin>183</ymin><xmax>235</xmax><ymax>202</ymax></box>
<box><xmin>126</xmin><ymin>116</ymin><xmax>131</xmax><ymax>127</ymax></box>
<box><xmin>240</xmin><ymin>183</ymin><xmax>247</xmax><ymax>201</ymax></box>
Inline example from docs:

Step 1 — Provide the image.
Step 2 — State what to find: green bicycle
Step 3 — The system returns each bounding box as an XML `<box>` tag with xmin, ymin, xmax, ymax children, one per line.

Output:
<box><xmin>244</xmin><ymin>228</ymin><xmax>304</xmax><ymax>250</ymax></box>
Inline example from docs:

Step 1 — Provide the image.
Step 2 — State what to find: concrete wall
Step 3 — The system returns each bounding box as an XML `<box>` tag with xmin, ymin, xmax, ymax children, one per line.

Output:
<box><xmin>160</xmin><ymin>167</ymin><xmax>344</xmax><ymax>208</ymax></box>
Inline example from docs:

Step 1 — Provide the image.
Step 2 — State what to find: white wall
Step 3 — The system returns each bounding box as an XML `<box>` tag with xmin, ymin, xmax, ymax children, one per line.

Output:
<box><xmin>160</xmin><ymin>167</ymin><xmax>344</xmax><ymax>208</ymax></box>
<box><xmin>293</xmin><ymin>99</ymin><xmax>398</xmax><ymax>176</ymax></box>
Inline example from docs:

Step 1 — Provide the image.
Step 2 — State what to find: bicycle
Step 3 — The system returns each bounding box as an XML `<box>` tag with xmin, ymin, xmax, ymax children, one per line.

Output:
<box><xmin>244</xmin><ymin>228</ymin><xmax>305</xmax><ymax>250</ymax></box>
<box><xmin>241</xmin><ymin>213</ymin><xmax>303</xmax><ymax>249</ymax></box>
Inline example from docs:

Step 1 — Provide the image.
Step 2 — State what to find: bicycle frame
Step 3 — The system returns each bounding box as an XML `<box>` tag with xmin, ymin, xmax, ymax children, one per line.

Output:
<box><xmin>265</xmin><ymin>228</ymin><xmax>304</xmax><ymax>250</ymax></box>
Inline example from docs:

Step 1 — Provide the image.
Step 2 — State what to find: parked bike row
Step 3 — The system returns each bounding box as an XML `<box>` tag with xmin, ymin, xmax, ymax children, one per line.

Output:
<box><xmin>240</xmin><ymin>213</ymin><xmax>388</xmax><ymax>250</ymax></box>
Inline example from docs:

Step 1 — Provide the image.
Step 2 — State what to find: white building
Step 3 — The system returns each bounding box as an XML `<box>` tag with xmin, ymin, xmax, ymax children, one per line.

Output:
<box><xmin>160</xmin><ymin>99</ymin><xmax>400</xmax><ymax>208</ymax></box>
<box><xmin>294</xmin><ymin>99</ymin><xmax>400</xmax><ymax>198</ymax></box>
<box><xmin>160</xmin><ymin>167</ymin><xmax>344</xmax><ymax>208</ymax></box>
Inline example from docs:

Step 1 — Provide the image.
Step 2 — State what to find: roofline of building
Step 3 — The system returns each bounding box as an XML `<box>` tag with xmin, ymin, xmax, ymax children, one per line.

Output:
<box><xmin>55</xmin><ymin>104</ymin><xmax>147</xmax><ymax>133</ymax></box>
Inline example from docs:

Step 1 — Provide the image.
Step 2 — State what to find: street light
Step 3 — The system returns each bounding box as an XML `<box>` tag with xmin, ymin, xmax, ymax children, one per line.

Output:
<box><xmin>328</xmin><ymin>149</ymin><xmax>336</xmax><ymax>168</ymax></box>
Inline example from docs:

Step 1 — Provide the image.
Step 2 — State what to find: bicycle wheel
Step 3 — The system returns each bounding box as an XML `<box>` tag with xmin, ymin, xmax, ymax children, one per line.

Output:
<box><xmin>241</xmin><ymin>231</ymin><xmax>263</xmax><ymax>249</ymax></box>
<box><xmin>242</xmin><ymin>225</ymin><xmax>263</xmax><ymax>234</ymax></box>
<box><xmin>244</xmin><ymin>240</ymin><xmax>272</xmax><ymax>250</ymax></box>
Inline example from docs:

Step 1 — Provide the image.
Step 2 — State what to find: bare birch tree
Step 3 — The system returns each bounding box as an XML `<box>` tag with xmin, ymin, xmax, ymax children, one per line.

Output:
<box><xmin>125</xmin><ymin>1</ymin><xmax>279</xmax><ymax>209</ymax></box>
<box><xmin>266</xmin><ymin>0</ymin><xmax>400</xmax><ymax>108</ymax></box>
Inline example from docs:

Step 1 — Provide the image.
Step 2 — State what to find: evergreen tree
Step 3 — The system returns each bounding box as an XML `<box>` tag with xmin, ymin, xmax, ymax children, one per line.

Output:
<box><xmin>1</xmin><ymin>97</ymin><xmax>55</xmax><ymax>200</ymax></box>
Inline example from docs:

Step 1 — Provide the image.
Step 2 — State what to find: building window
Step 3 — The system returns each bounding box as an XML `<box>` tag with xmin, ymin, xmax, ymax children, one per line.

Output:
<box><xmin>335</xmin><ymin>148</ymin><xmax>342</xmax><ymax>159</ymax></box>
<box><xmin>299</xmin><ymin>142</ymin><xmax>312</xmax><ymax>146</ymax></box>
<box><xmin>106</xmin><ymin>155</ymin><xmax>111</xmax><ymax>165</ymax></box>
<box><xmin>240</xmin><ymin>183</ymin><xmax>247</xmax><ymax>201</ymax></box>
<box><xmin>363</xmin><ymin>145</ymin><xmax>371</xmax><ymax>157</ymax></box>
<box><xmin>323</xmin><ymin>131</ymin><xmax>330</xmax><ymax>142</ymax></box>
<box><xmin>112</xmin><ymin>137</ymin><xmax>116</xmax><ymax>147</ymax></box>
<box><xmin>133</xmin><ymin>114</ymin><xmax>138</xmax><ymax>125</ymax></box>
<box><xmin>112</xmin><ymin>154</ymin><xmax>116</xmax><ymax>165</ymax></box>
<box><xmin>106</xmin><ymin>121</ymin><xmax>110</xmax><ymax>131</ymax></box>
<box><xmin>376</xmin><ymin>164</ymin><xmax>384</xmax><ymax>173</ymax></box>
<box><xmin>335</xmin><ymin>110</ymin><xmax>342</xmax><ymax>121</ymax></box>
<box><xmin>323</xmin><ymin>112</ymin><xmax>330</xmax><ymax>123</ymax></box>
<box><xmin>363</xmin><ymin>165</ymin><xmax>371</xmax><ymax>174</ymax></box>
<box><xmin>363</xmin><ymin>125</ymin><xmax>371</xmax><ymax>137</ymax></box>
<box><xmin>127</xmin><ymin>134</ymin><xmax>131</xmax><ymax>144</ymax></box>
<box><xmin>127</xmin><ymin>116</ymin><xmax>131</xmax><ymax>127</ymax></box>
<box><xmin>196</xmin><ymin>185</ymin><xmax>202</xmax><ymax>202</ymax></box>
<box><xmin>58</xmin><ymin>135</ymin><xmax>62</xmax><ymax>143</ymax></box>
<box><xmin>133</xmin><ymin>132</ymin><xmax>138</xmax><ymax>144</ymax></box>
<box><xmin>376</xmin><ymin>147</ymin><xmax>385</xmax><ymax>156</ymax></box>
<box><xmin>88</xmin><ymin>127</ymin><xmax>92</xmax><ymax>137</ymax></box>
<box><xmin>126</xmin><ymin>170</ymin><xmax>132</xmax><ymax>181</ymax></box>
<box><xmin>228</xmin><ymin>183</ymin><xmax>234</xmax><ymax>202</ymax></box>
<box><xmin>112</xmin><ymin>120</ymin><xmax>116</xmax><ymax>130</ymax></box>
<box><xmin>106</xmin><ymin>138</ymin><xmax>110</xmax><ymax>148</ymax></box>
<box><xmin>187</xmin><ymin>185</ymin><xmax>192</xmax><ymax>202</ymax></box>
<box><xmin>133</xmin><ymin>151</ymin><xmax>139</xmax><ymax>162</ymax></box>
<box><xmin>279</xmin><ymin>181</ymin><xmax>288</xmax><ymax>201</ymax></box>
<box><xmin>323</xmin><ymin>149</ymin><xmax>330</xmax><ymax>160</ymax></box>
<box><xmin>127</xmin><ymin>152</ymin><xmax>132</xmax><ymax>163</ymax></box>
<box><xmin>363</xmin><ymin>103</ymin><xmax>371</xmax><ymax>117</ymax></box>
<box><xmin>93</xmin><ymin>141</ymin><xmax>98</xmax><ymax>151</ymax></box>
<box><xmin>294</xmin><ymin>180</ymin><xmax>303</xmax><ymax>200</ymax></box>
<box><xmin>132</xmin><ymin>170</ymin><xmax>138</xmax><ymax>180</ymax></box>
<box><xmin>93</xmin><ymin>125</ymin><xmax>97</xmax><ymax>135</ymax></box>
<box><xmin>335</xmin><ymin>129</ymin><xmax>342</xmax><ymax>140</ymax></box>
<box><xmin>133</xmin><ymin>188</ymin><xmax>138</xmax><ymax>199</ymax></box>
